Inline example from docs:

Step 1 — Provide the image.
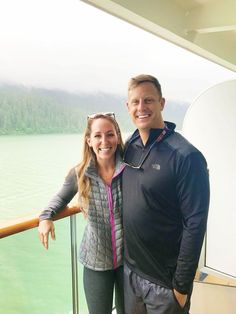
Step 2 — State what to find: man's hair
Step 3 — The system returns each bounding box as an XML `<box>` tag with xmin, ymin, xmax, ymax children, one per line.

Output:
<box><xmin>128</xmin><ymin>74</ymin><xmax>162</xmax><ymax>96</ymax></box>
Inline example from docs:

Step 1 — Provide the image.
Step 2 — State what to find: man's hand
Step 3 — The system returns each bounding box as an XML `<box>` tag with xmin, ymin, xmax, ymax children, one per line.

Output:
<box><xmin>38</xmin><ymin>219</ymin><xmax>56</xmax><ymax>250</ymax></box>
<box><xmin>173</xmin><ymin>289</ymin><xmax>187</xmax><ymax>308</ymax></box>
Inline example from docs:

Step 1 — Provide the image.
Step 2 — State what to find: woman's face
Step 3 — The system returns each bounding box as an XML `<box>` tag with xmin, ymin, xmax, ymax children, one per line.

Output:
<box><xmin>87</xmin><ymin>118</ymin><xmax>119</xmax><ymax>163</ymax></box>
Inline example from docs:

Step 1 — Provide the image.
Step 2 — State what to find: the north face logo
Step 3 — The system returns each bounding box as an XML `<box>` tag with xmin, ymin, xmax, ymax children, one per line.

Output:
<box><xmin>152</xmin><ymin>164</ymin><xmax>161</xmax><ymax>170</ymax></box>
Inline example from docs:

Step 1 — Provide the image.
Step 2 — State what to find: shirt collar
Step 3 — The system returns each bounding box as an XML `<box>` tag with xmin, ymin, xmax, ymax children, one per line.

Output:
<box><xmin>128</xmin><ymin>121</ymin><xmax>176</xmax><ymax>148</ymax></box>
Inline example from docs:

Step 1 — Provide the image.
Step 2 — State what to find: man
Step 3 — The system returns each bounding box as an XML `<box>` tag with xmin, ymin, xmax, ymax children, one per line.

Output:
<box><xmin>122</xmin><ymin>74</ymin><xmax>210</xmax><ymax>314</ymax></box>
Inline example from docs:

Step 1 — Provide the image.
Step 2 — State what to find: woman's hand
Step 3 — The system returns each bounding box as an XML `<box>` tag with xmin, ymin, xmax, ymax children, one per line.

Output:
<box><xmin>38</xmin><ymin>219</ymin><xmax>56</xmax><ymax>250</ymax></box>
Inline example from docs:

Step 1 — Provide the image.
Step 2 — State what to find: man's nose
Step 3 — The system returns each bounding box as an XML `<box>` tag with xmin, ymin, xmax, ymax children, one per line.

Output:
<box><xmin>137</xmin><ymin>99</ymin><xmax>146</xmax><ymax>110</ymax></box>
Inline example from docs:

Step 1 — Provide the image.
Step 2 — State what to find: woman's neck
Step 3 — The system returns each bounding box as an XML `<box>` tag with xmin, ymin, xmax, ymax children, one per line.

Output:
<box><xmin>97</xmin><ymin>159</ymin><xmax>116</xmax><ymax>185</ymax></box>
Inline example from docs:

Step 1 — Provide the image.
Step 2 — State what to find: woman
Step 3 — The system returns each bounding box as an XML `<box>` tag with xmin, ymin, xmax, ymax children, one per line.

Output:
<box><xmin>38</xmin><ymin>112</ymin><xmax>125</xmax><ymax>314</ymax></box>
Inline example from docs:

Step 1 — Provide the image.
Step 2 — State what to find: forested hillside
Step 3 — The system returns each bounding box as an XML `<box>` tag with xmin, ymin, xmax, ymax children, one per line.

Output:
<box><xmin>0</xmin><ymin>84</ymin><xmax>189</xmax><ymax>135</ymax></box>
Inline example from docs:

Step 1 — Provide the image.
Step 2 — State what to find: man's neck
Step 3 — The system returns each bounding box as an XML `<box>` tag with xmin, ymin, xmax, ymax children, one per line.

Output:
<box><xmin>139</xmin><ymin>121</ymin><xmax>165</xmax><ymax>145</ymax></box>
<box><xmin>139</xmin><ymin>130</ymin><xmax>150</xmax><ymax>145</ymax></box>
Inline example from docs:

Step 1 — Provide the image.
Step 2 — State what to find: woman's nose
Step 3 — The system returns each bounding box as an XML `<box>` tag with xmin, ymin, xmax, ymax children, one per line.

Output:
<box><xmin>101</xmin><ymin>135</ymin><xmax>108</xmax><ymax>144</ymax></box>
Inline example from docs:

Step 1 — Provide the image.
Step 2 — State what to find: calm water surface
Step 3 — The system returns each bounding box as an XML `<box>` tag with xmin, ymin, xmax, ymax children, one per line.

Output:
<box><xmin>0</xmin><ymin>134</ymin><xmax>90</xmax><ymax>314</ymax></box>
<box><xmin>0</xmin><ymin>133</ymin><xmax>130</xmax><ymax>314</ymax></box>
<box><xmin>0</xmin><ymin>134</ymin><xmax>84</xmax><ymax>220</ymax></box>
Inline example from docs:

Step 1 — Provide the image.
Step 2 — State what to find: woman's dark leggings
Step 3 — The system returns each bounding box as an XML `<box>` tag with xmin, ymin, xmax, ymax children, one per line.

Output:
<box><xmin>83</xmin><ymin>265</ymin><xmax>125</xmax><ymax>314</ymax></box>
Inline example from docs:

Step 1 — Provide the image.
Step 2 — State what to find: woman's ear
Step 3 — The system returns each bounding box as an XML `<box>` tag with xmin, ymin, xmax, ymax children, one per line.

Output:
<box><xmin>86</xmin><ymin>137</ymin><xmax>91</xmax><ymax>147</ymax></box>
<box><xmin>118</xmin><ymin>135</ymin><xmax>122</xmax><ymax>145</ymax></box>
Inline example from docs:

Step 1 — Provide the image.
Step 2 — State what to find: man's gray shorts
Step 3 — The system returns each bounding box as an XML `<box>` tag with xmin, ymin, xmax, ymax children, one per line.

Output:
<box><xmin>124</xmin><ymin>263</ymin><xmax>191</xmax><ymax>314</ymax></box>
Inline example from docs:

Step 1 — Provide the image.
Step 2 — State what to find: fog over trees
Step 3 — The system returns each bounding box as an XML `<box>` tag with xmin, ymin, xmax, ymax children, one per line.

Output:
<box><xmin>0</xmin><ymin>84</ymin><xmax>189</xmax><ymax>135</ymax></box>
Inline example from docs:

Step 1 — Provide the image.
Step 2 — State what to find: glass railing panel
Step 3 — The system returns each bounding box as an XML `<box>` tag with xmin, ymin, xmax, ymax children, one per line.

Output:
<box><xmin>0</xmin><ymin>215</ymin><xmax>88</xmax><ymax>314</ymax></box>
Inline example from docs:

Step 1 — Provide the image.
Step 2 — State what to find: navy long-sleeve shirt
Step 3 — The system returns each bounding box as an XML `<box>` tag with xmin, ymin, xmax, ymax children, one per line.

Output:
<box><xmin>123</xmin><ymin>122</ymin><xmax>210</xmax><ymax>294</ymax></box>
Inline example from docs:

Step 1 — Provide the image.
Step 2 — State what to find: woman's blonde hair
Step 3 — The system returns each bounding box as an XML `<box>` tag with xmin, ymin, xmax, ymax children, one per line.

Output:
<box><xmin>74</xmin><ymin>113</ymin><xmax>123</xmax><ymax>214</ymax></box>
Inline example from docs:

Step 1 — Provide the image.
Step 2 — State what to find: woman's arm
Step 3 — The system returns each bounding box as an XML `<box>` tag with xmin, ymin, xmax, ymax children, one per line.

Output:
<box><xmin>38</xmin><ymin>169</ymin><xmax>77</xmax><ymax>249</ymax></box>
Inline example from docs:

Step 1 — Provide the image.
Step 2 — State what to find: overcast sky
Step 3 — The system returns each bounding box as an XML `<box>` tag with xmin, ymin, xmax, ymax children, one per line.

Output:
<box><xmin>0</xmin><ymin>0</ymin><xmax>235</xmax><ymax>102</ymax></box>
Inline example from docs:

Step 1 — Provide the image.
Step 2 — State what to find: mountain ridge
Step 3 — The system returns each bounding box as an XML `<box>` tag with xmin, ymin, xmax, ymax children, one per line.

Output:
<box><xmin>0</xmin><ymin>84</ymin><xmax>189</xmax><ymax>135</ymax></box>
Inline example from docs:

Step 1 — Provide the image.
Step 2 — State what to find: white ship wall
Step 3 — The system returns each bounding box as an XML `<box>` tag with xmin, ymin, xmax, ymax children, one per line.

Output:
<box><xmin>183</xmin><ymin>80</ymin><xmax>236</xmax><ymax>314</ymax></box>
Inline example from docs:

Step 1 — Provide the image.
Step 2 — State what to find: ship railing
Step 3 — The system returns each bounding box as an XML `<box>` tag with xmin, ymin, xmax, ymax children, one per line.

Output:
<box><xmin>0</xmin><ymin>207</ymin><xmax>81</xmax><ymax>313</ymax></box>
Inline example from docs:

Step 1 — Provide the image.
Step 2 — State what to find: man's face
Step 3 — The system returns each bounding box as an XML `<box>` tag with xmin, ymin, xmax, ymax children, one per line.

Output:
<box><xmin>127</xmin><ymin>82</ymin><xmax>165</xmax><ymax>131</ymax></box>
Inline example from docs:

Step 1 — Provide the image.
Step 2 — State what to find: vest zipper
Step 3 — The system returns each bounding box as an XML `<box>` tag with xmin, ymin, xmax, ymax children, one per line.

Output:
<box><xmin>107</xmin><ymin>184</ymin><xmax>117</xmax><ymax>268</ymax></box>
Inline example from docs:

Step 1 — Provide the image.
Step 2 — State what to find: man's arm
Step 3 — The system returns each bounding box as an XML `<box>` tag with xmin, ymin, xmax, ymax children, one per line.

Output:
<box><xmin>173</xmin><ymin>151</ymin><xmax>210</xmax><ymax>295</ymax></box>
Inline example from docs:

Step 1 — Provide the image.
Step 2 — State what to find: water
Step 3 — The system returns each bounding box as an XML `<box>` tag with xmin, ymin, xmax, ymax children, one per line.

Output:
<box><xmin>0</xmin><ymin>134</ymin><xmax>84</xmax><ymax>220</ymax></box>
<box><xmin>0</xmin><ymin>134</ymin><xmax>90</xmax><ymax>314</ymax></box>
<box><xmin>0</xmin><ymin>133</ymin><xmax>131</xmax><ymax>313</ymax></box>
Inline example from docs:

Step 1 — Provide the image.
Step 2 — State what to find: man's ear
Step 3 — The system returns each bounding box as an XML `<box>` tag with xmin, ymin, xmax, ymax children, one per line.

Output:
<box><xmin>126</xmin><ymin>101</ymin><xmax>129</xmax><ymax>110</ymax></box>
<box><xmin>160</xmin><ymin>97</ymin><xmax>165</xmax><ymax>111</ymax></box>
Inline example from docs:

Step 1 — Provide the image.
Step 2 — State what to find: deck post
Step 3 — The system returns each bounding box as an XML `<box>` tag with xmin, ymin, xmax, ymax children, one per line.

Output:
<box><xmin>70</xmin><ymin>215</ymin><xmax>79</xmax><ymax>314</ymax></box>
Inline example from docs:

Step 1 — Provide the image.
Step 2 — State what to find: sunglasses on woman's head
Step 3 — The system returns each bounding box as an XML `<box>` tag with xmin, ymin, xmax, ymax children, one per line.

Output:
<box><xmin>87</xmin><ymin>112</ymin><xmax>115</xmax><ymax>120</ymax></box>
